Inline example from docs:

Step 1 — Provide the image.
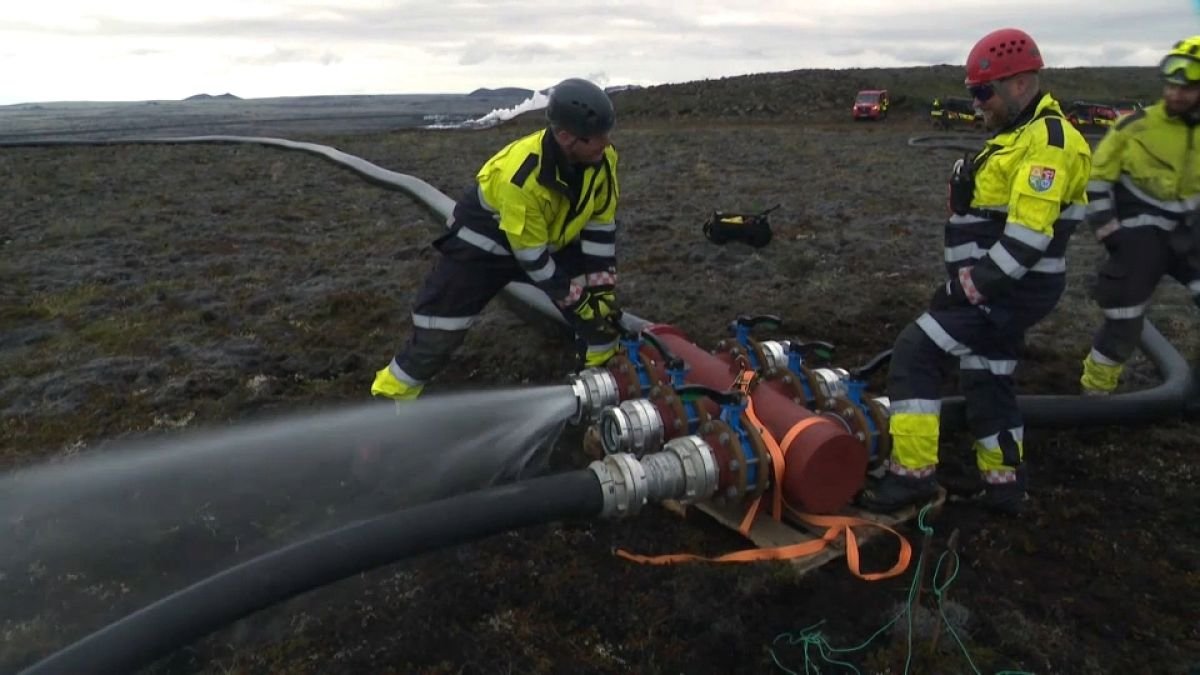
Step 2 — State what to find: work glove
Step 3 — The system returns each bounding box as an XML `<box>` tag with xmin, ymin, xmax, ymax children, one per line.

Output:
<box><xmin>562</xmin><ymin>288</ymin><xmax>621</xmax><ymax>342</ymax></box>
<box><xmin>587</xmin><ymin>287</ymin><xmax>620</xmax><ymax>321</ymax></box>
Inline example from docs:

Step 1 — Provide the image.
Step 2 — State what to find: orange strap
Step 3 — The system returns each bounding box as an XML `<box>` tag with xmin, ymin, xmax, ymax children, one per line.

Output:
<box><xmin>731</xmin><ymin>370</ymin><xmax>772</xmax><ymax>532</ymax></box>
<box><xmin>789</xmin><ymin>511</ymin><xmax>913</xmax><ymax>581</ymax></box>
<box><xmin>732</xmin><ymin>369</ymin><xmax>823</xmax><ymax>534</ymax></box>
<box><xmin>736</xmin><ymin>415</ymin><xmax>824</xmax><ymax>533</ymax></box>
<box><xmin>615</xmin><ymin>512</ymin><xmax>912</xmax><ymax>580</ymax></box>
<box><xmin>614</xmin><ymin>368</ymin><xmax>912</xmax><ymax>581</ymax></box>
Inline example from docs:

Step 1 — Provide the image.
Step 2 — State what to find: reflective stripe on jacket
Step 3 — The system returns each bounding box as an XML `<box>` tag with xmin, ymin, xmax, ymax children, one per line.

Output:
<box><xmin>946</xmin><ymin>93</ymin><xmax>1092</xmax><ymax>301</ymax></box>
<box><xmin>447</xmin><ymin>128</ymin><xmax>619</xmax><ymax>303</ymax></box>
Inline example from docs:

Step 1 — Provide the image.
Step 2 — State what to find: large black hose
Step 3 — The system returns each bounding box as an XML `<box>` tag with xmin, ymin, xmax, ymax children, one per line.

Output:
<box><xmin>19</xmin><ymin>469</ymin><xmax>604</xmax><ymax>675</ymax></box>
<box><xmin>941</xmin><ymin>320</ymin><xmax>1196</xmax><ymax>430</ymax></box>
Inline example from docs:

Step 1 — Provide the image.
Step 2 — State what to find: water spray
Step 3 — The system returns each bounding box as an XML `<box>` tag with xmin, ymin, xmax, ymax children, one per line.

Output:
<box><xmin>19</xmin><ymin>444</ymin><xmax>719</xmax><ymax>675</ymax></box>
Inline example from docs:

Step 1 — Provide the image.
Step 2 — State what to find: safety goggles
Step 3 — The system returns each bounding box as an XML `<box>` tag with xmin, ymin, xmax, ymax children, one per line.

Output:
<box><xmin>1160</xmin><ymin>54</ymin><xmax>1200</xmax><ymax>84</ymax></box>
<box><xmin>967</xmin><ymin>75</ymin><xmax>1014</xmax><ymax>103</ymax></box>
<box><xmin>968</xmin><ymin>83</ymin><xmax>996</xmax><ymax>102</ymax></box>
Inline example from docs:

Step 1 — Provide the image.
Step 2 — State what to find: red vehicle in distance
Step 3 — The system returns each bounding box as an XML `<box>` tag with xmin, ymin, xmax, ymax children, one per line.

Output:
<box><xmin>852</xmin><ymin>89</ymin><xmax>890</xmax><ymax>121</ymax></box>
<box><xmin>1065</xmin><ymin>101</ymin><xmax>1121</xmax><ymax>130</ymax></box>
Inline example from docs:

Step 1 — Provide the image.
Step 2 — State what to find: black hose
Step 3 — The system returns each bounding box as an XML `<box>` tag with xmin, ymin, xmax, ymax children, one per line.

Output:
<box><xmin>0</xmin><ymin>135</ymin><xmax>458</xmax><ymax>225</ymax></box>
<box><xmin>941</xmin><ymin>320</ymin><xmax>1196</xmax><ymax>430</ymax></box>
<box><xmin>19</xmin><ymin>469</ymin><xmax>604</xmax><ymax>675</ymax></box>
<box><xmin>0</xmin><ymin>135</ymin><xmax>656</xmax><ymax>336</ymax></box>
<box><xmin>907</xmin><ymin>130</ymin><xmax>1105</xmax><ymax>152</ymax></box>
<box><xmin>906</xmin><ymin>133</ymin><xmax>989</xmax><ymax>152</ymax></box>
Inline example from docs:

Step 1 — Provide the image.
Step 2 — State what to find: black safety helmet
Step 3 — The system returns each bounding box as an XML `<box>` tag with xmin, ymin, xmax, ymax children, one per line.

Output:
<box><xmin>545</xmin><ymin>78</ymin><xmax>615</xmax><ymax>137</ymax></box>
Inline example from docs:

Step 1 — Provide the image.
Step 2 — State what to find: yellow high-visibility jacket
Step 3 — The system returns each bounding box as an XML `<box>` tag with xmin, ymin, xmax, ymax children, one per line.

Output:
<box><xmin>1085</xmin><ymin>102</ymin><xmax>1200</xmax><ymax>233</ymax></box>
<box><xmin>947</xmin><ymin>93</ymin><xmax>1092</xmax><ymax>301</ymax></box>
<box><xmin>446</xmin><ymin>128</ymin><xmax>619</xmax><ymax>303</ymax></box>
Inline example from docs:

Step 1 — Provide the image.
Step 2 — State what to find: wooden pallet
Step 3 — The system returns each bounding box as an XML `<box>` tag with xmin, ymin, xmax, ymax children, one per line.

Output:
<box><xmin>665</xmin><ymin>488</ymin><xmax>947</xmax><ymax>575</ymax></box>
<box><xmin>586</xmin><ymin>426</ymin><xmax>945</xmax><ymax>575</ymax></box>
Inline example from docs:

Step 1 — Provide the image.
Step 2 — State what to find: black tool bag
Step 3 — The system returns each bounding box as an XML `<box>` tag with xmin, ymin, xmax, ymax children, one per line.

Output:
<box><xmin>703</xmin><ymin>204</ymin><xmax>780</xmax><ymax>248</ymax></box>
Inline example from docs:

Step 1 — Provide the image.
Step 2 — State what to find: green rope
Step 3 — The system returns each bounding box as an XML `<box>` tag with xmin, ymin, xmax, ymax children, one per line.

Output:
<box><xmin>768</xmin><ymin>504</ymin><xmax>1034</xmax><ymax>675</ymax></box>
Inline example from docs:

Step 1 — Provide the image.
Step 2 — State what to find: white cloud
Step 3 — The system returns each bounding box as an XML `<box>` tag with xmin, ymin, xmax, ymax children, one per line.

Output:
<box><xmin>0</xmin><ymin>0</ymin><xmax>1194</xmax><ymax>103</ymax></box>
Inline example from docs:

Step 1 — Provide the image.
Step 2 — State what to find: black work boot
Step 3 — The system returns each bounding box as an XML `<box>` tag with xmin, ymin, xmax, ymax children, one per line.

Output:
<box><xmin>858</xmin><ymin>471</ymin><xmax>939</xmax><ymax>512</ymax></box>
<box><xmin>978</xmin><ymin>466</ymin><xmax>1028</xmax><ymax>516</ymax></box>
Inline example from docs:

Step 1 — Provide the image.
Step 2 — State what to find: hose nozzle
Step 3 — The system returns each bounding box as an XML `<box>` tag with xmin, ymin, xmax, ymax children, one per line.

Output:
<box><xmin>569</xmin><ymin>368</ymin><xmax>619</xmax><ymax>424</ymax></box>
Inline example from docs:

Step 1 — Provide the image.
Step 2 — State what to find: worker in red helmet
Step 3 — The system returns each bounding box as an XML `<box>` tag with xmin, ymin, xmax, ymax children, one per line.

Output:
<box><xmin>1079</xmin><ymin>36</ymin><xmax>1200</xmax><ymax>395</ymax></box>
<box><xmin>371</xmin><ymin>78</ymin><xmax>622</xmax><ymax>401</ymax></box>
<box><xmin>860</xmin><ymin>29</ymin><xmax>1092</xmax><ymax>515</ymax></box>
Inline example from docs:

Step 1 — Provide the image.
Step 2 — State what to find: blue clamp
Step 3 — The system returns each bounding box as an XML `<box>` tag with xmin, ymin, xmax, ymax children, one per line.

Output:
<box><xmin>618</xmin><ymin>335</ymin><xmax>656</xmax><ymax>398</ymax></box>
<box><xmin>727</xmin><ymin>314</ymin><xmax>784</xmax><ymax>372</ymax></box>
<box><xmin>717</xmin><ymin>395</ymin><xmax>761</xmax><ymax>489</ymax></box>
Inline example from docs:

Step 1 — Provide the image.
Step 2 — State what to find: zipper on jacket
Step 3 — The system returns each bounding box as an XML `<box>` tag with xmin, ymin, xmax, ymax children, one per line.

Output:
<box><xmin>560</xmin><ymin>159</ymin><xmax>605</xmax><ymax>241</ymax></box>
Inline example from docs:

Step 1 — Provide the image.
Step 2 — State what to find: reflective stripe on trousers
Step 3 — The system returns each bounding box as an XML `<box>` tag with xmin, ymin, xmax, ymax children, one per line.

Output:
<box><xmin>886</xmin><ymin>282</ymin><xmax>1060</xmax><ymax>475</ymax></box>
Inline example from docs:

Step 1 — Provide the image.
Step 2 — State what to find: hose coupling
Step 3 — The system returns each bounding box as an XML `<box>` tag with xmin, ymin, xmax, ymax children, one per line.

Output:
<box><xmin>598</xmin><ymin>398</ymin><xmax>665</xmax><ymax>457</ymax></box>
<box><xmin>869</xmin><ymin>395</ymin><xmax>891</xmax><ymax>416</ymax></box>
<box><xmin>588</xmin><ymin>453</ymin><xmax>649</xmax><ymax>519</ymax></box>
<box><xmin>810</xmin><ymin>367</ymin><xmax>851</xmax><ymax>404</ymax></box>
<box><xmin>756</xmin><ymin>339</ymin><xmax>790</xmax><ymax>374</ymax></box>
<box><xmin>569</xmin><ymin>368</ymin><xmax>620</xmax><ymax>424</ymax></box>
<box><xmin>652</xmin><ymin>435</ymin><xmax>720</xmax><ymax>504</ymax></box>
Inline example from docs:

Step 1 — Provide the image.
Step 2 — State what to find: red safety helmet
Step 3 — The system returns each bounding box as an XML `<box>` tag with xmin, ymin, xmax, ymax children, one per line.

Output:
<box><xmin>964</xmin><ymin>28</ymin><xmax>1045</xmax><ymax>86</ymax></box>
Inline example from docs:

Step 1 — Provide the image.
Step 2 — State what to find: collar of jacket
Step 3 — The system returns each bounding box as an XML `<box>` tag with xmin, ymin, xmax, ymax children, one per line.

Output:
<box><xmin>992</xmin><ymin>91</ymin><xmax>1060</xmax><ymax>136</ymax></box>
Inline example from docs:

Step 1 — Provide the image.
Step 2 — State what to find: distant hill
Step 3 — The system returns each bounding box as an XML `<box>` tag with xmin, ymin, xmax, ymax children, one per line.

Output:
<box><xmin>468</xmin><ymin>84</ymin><xmax>644</xmax><ymax>99</ymax></box>
<box><xmin>604</xmin><ymin>65</ymin><xmax>1161</xmax><ymax>122</ymax></box>
<box><xmin>184</xmin><ymin>93</ymin><xmax>242</xmax><ymax>101</ymax></box>
<box><xmin>467</xmin><ymin>87</ymin><xmax>535</xmax><ymax>98</ymax></box>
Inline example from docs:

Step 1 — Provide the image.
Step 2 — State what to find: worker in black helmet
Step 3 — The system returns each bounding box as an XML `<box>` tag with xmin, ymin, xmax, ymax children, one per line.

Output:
<box><xmin>372</xmin><ymin>78</ymin><xmax>621</xmax><ymax>400</ymax></box>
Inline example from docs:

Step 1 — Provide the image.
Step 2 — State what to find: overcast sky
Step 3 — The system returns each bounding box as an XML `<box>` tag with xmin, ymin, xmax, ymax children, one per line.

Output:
<box><xmin>1</xmin><ymin>0</ymin><xmax>1197</xmax><ymax>104</ymax></box>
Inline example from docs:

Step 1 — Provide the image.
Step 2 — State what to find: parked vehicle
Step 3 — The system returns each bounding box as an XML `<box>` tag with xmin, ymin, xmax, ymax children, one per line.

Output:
<box><xmin>1065</xmin><ymin>101</ymin><xmax>1121</xmax><ymax>130</ymax></box>
<box><xmin>1111</xmin><ymin>100</ymin><xmax>1145</xmax><ymax>117</ymax></box>
<box><xmin>852</xmin><ymin>89</ymin><xmax>889</xmax><ymax>121</ymax></box>
<box><xmin>930</xmin><ymin>97</ymin><xmax>982</xmax><ymax>130</ymax></box>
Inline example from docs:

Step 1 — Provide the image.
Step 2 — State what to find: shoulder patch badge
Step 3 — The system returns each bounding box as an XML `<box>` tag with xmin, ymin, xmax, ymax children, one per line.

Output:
<box><xmin>1028</xmin><ymin>166</ymin><xmax>1056</xmax><ymax>192</ymax></box>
